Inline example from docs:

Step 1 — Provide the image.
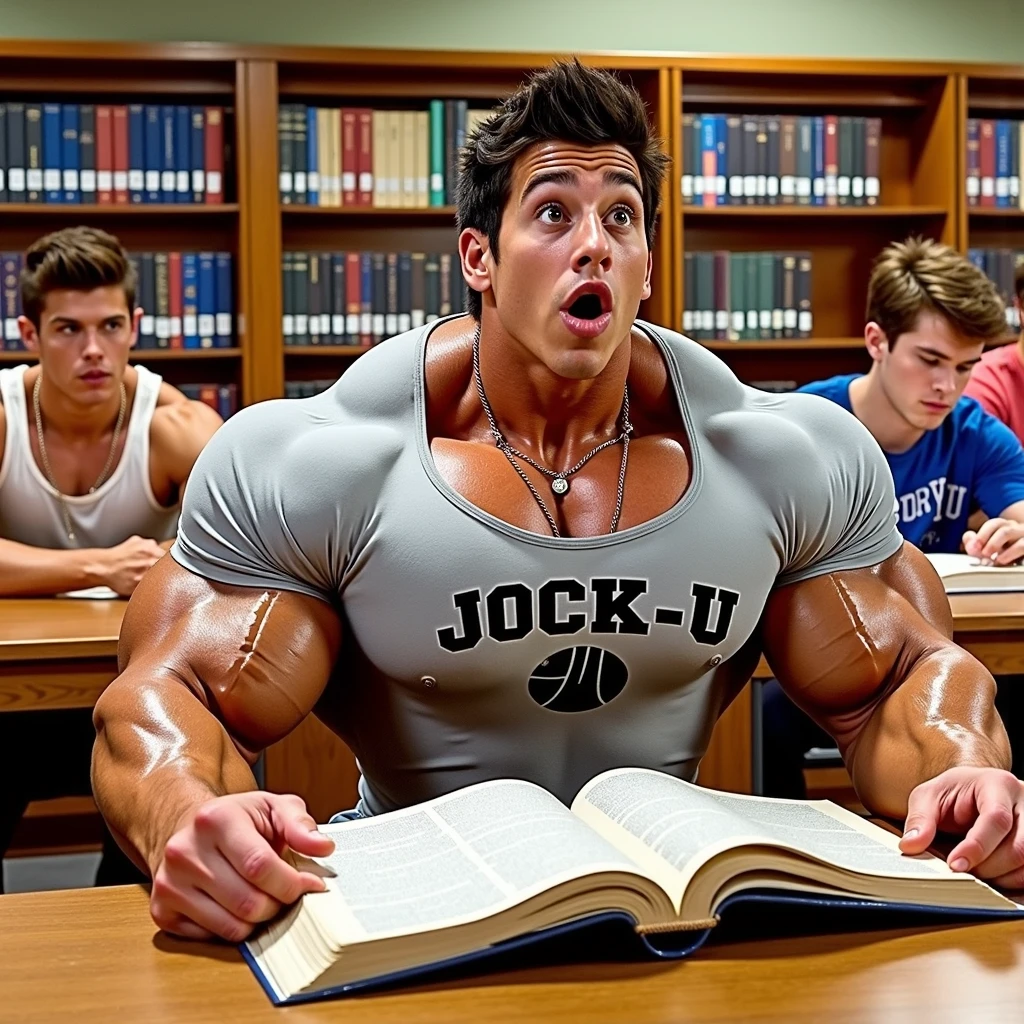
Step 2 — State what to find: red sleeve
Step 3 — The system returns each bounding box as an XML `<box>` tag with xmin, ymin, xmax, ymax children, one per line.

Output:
<box><xmin>963</xmin><ymin>360</ymin><xmax>1010</xmax><ymax>422</ymax></box>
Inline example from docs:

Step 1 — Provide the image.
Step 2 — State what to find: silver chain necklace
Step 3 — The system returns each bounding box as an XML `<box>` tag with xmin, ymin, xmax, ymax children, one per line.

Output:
<box><xmin>471</xmin><ymin>323</ymin><xmax>632</xmax><ymax>537</ymax></box>
<box><xmin>33</xmin><ymin>372</ymin><xmax>127</xmax><ymax>545</ymax></box>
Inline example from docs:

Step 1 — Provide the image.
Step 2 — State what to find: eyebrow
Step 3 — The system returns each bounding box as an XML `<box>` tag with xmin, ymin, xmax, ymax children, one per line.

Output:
<box><xmin>50</xmin><ymin>314</ymin><xmax>126</xmax><ymax>325</ymax></box>
<box><xmin>917</xmin><ymin>346</ymin><xmax>981</xmax><ymax>365</ymax></box>
<box><xmin>520</xmin><ymin>167</ymin><xmax>644</xmax><ymax>205</ymax></box>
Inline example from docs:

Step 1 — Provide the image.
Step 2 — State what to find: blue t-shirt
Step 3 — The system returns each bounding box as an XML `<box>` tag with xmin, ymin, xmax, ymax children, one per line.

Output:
<box><xmin>798</xmin><ymin>374</ymin><xmax>1024</xmax><ymax>552</ymax></box>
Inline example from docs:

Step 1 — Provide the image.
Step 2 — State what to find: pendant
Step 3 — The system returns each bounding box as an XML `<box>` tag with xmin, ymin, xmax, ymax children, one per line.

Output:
<box><xmin>551</xmin><ymin>477</ymin><xmax>569</xmax><ymax>496</ymax></box>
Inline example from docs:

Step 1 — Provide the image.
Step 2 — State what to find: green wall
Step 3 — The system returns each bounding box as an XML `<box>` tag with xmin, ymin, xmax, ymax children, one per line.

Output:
<box><xmin>0</xmin><ymin>0</ymin><xmax>1020</xmax><ymax>62</ymax></box>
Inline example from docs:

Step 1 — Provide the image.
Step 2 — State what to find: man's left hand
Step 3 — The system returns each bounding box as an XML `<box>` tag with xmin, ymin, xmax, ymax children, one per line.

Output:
<box><xmin>899</xmin><ymin>766</ymin><xmax>1024</xmax><ymax>888</ymax></box>
<box><xmin>963</xmin><ymin>519</ymin><xmax>1024</xmax><ymax>565</ymax></box>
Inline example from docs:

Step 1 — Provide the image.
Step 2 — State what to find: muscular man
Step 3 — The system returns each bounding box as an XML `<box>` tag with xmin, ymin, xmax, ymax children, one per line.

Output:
<box><xmin>95</xmin><ymin>61</ymin><xmax>1023</xmax><ymax>943</ymax></box>
<box><xmin>0</xmin><ymin>226</ymin><xmax>221</xmax><ymax>886</ymax></box>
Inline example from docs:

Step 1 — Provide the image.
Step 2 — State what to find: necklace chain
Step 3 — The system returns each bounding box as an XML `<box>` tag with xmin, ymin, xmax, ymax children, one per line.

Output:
<box><xmin>471</xmin><ymin>323</ymin><xmax>631</xmax><ymax>538</ymax></box>
<box><xmin>33</xmin><ymin>372</ymin><xmax>127</xmax><ymax>546</ymax></box>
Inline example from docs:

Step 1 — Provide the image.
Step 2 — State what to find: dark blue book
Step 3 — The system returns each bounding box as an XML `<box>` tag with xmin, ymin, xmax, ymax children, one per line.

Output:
<box><xmin>137</xmin><ymin>253</ymin><xmax>156</xmax><ymax>349</ymax></box>
<box><xmin>189</xmin><ymin>106</ymin><xmax>205</xmax><ymax>203</ymax></box>
<box><xmin>61</xmin><ymin>104</ymin><xmax>79</xmax><ymax>203</ymax></box>
<box><xmin>160</xmin><ymin>105</ymin><xmax>176</xmax><ymax>203</ymax></box>
<box><xmin>128</xmin><ymin>104</ymin><xmax>145</xmax><ymax>203</ymax></box>
<box><xmin>996</xmin><ymin>120</ymin><xmax>1011</xmax><ymax>208</ymax></box>
<box><xmin>144</xmin><ymin>105</ymin><xmax>162</xmax><ymax>203</ymax></box>
<box><xmin>714</xmin><ymin>114</ymin><xmax>727</xmax><ymax>206</ymax></box>
<box><xmin>42</xmin><ymin>103</ymin><xmax>62</xmax><ymax>203</ymax></box>
<box><xmin>238</xmin><ymin>772</ymin><xmax>1024</xmax><ymax>1006</ymax></box>
<box><xmin>306</xmin><ymin>106</ymin><xmax>319</xmax><ymax>206</ymax></box>
<box><xmin>174</xmin><ymin>105</ymin><xmax>191</xmax><ymax>203</ymax></box>
<box><xmin>360</xmin><ymin>252</ymin><xmax>373</xmax><ymax>345</ymax></box>
<box><xmin>197</xmin><ymin>252</ymin><xmax>216</xmax><ymax>349</ymax></box>
<box><xmin>78</xmin><ymin>104</ymin><xmax>96</xmax><ymax>204</ymax></box>
<box><xmin>182</xmin><ymin>253</ymin><xmax>199</xmax><ymax>349</ymax></box>
<box><xmin>812</xmin><ymin>115</ymin><xmax>825</xmax><ymax>206</ymax></box>
<box><xmin>214</xmin><ymin>252</ymin><xmax>233</xmax><ymax>348</ymax></box>
<box><xmin>216</xmin><ymin>384</ymin><xmax>237</xmax><ymax>420</ymax></box>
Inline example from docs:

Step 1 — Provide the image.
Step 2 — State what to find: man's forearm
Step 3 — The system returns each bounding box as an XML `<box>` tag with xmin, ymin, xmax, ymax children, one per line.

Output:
<box><xmin>92</xmin><ymin>670</ymin><xmax>259</xmax><ymax>876</ymax></box>
<box><xmin>0</xmin><ymin>536</ymin><xmax>104</xmax><ymax>596</ymax></box>
<box><xmin>845</xmin><ymin>647</ymin><xmax>1011</xmax><ymax>818</ymax></box>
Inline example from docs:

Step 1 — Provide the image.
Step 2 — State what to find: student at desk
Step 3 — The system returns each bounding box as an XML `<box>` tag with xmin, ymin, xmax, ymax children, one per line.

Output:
<box><xmin>763</xmin><ymin>237</ymin><xmax>1024</xmax><ymax>797</ymax></box>
<box><xmin>0</xmin><ymin>227</ymin><xmax>221</xmax><ymax>887</ymax></box>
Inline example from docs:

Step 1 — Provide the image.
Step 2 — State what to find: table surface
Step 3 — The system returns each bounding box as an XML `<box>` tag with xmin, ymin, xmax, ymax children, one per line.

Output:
<box><xmin>2</xmin><ymin>884</ymin><xmax>1023</xmax><ymax>1024</ymax></box>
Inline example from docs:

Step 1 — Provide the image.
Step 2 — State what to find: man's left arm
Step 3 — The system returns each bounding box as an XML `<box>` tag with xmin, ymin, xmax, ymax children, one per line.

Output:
<box><xmin>763</xmin><ymin>541</ymin><xmax>1024</xmax><ymax>887</ymax></box>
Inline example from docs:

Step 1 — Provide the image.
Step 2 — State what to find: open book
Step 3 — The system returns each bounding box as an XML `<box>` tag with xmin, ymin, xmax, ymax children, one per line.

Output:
<box><xmin>243</xmin><ymin>768</ymin><xmax>1022</xmax><ymax>1004</ymax></box>
<box><xmin>925</xmin><ymin>553</ymin><xmax>1024</xmax><ymax>593</ymax></box>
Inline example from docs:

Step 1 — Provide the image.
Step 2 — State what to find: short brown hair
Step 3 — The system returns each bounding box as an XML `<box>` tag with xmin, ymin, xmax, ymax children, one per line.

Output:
<box><xmin>866</xmin><ymin>236</ymin><xmax>1007</xmax><ymax>346</ymax></box>
<box><xmin>21</xmin><ymin>226</ymin><xmax>136</xmax><ymax>328</ymax></box>
<box><xmin>458</xmin><ymin>58</ymin><xmax>670</xmax><ymax>319</ymax></box>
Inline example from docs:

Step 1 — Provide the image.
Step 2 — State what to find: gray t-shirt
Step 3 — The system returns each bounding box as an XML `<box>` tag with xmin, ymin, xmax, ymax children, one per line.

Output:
<box><xmin>172</xmin><ymin>319</ymin><xmax>901</xmax><ymax>814</ymax></box>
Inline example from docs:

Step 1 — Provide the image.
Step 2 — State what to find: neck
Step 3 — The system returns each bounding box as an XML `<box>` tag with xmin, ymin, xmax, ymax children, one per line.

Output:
<box><xmin>36</xmin><ymin>371</ymin><xmax>123</xmax><ymax>444</ymax></box>
<box><xmin>848</xmin><ymin>369</ymin><xmax>924</xmax><ymax>454</ymax></box>
<box><xmin>476</xmin><ymin>317</ymin><xmax>630</xmax><ymax>466</ymax></box>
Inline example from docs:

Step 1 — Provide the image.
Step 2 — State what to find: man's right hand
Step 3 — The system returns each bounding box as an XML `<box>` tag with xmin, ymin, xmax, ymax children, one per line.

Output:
<box><xmin>149</xmin><ymin>791</ymin><xmax>336</xmax><ymax>942</ymax></box>
<box><xmin>99</xmin><ymin>535</ymin><xmax>167</xmax><ymax>595</ymax></box>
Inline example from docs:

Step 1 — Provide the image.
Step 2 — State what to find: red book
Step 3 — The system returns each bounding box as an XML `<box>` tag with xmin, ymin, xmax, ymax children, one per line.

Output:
<box><xmin>205</xmin><ymin>106</ymin><xmax>224</xmax><ymax>204</ymax></box>
<box><xmin>357</xmin><ymin>109</ymin><xmax>373</xmax><ymax>207</ymax></box>
<box><xmin>342</xmin><ymin>108</ymin><xmax>358</xmax><ymax>207</ymax></box>
<box><xmin>199</xmin><ymin>384</ymin><xmax>219</xmax><ymax>412</ymax></box>
<box><xmin>112</xmin><ymin>105</ymin><xmax>129</xmax><ymax>205</ymax></box>
<box><xmin>980</xmin><ymin>119</ymin><xmax>996</xmax><ymax>208</ymax></box>
<box><xmin>95</xmin><ymin>106</ymin><xmax>113</xmax><ymax>205</ymax></box>
<box><xmin>346</xmin><ymin>252</ymin><xmax>363</xmax><ymax>345</ymax></box>
<box><xmin>168</xmin><ymin>252</ymin><xmax>183</xmax><ymax>348</ymax></box>
<box><xmin>824</xmin><ymin>115</ymin><xmax>839</xmax><ymax>207</ymax></box>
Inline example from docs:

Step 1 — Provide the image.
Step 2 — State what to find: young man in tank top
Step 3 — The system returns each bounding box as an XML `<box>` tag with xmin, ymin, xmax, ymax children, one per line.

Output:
<box><xmin>92</xmin><ymin>62</ymin><xmax>1024</xmax><ymax>944</ymax></box>
<box><xmin>0</xmin><ymin>227</ymin><xmax>222</xmax><ymax>888</ymax></box>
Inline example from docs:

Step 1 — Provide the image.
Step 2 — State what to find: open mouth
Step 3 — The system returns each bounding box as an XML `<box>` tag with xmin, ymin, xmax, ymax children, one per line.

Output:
<box><xmin>567</xmin><ymin>292</ymin><xmax>606</xmax><ymax>320</ymax></box>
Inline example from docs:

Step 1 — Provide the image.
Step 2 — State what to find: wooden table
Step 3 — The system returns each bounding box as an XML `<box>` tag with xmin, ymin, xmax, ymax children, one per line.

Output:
<box><xmin>2</xmin><ymin>884</ymin><xmax>1023</xmax><ymax>1024</ymax></box>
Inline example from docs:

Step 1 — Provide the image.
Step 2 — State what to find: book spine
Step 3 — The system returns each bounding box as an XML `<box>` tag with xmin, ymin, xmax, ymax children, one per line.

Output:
<box><xmin>824</xmin><ymin>115</ymin><xmax>838</xmax><ymax>207</ymax></box>
<box><xmin>142</xmin><ymin>105</ymin><xmax>160</xmax><ymax>203</ymax></box>
<box><xmin>765</xmin><ymin>116</ymin><xmax>780</xmax><ymax>205</ymax></box>
<box><xmin>138</xmin><ymin>253</ymin><xmax>156</xmax><ymax>348</ymax></box>
<box><xmin>359</xmin><ymin>252</ymin><xmax>373</xmax><ymax>345</ymax></box>
<box><xmin>190</xmin><ymin>106</ymin><xmax>205</xmax><ymax>203</ymax></box>
<box><xmin>345</xmin><ymin>251</ymin><xmax>361</xmax><ymax>345</ymax></box>
<box><xmin>331</xmin><ymin>253</ymin><xmax>346</xmax><ymax>342</ymax></box>
<box><xmin>401</xmin><ymin>110</ymin><xmax>416</xmax><ymax>208</ymax></box>
<box><xmin>6</xmin><ymin>104</ymin><xmax>26</xmax><ymax>203</ymax></box>
<box><xmin>116</xmin><ymin>105</ymin><xmax>133</xmax><ymax>204</ymax></box>
<box><xmin>313</xmin><ymin>108</ymin><xmax>328</xmax><ymax>207</ymax></box>
<box><xmin>812</xmin><ymin>115</ymin><xmax>825</xmax><ymax>206</ymax></box>
<box><xmin>965</xmin><ymin>118</ymin><xmax>980</xmax><ymax>206</ymax></box>
<box><xmin>174</xmin><ymin>105</ymin><xmax>190</xmax><ymax>204</ymax></box>
<box><xmin>682</xmin><ymin>252</ymin><xmax>694</xmax><ymax>335</ymax></box>
<box><xmin>714</xmin><ymin>114</ymin><xmax>727</xmax><ymax>206</ymax></box>
<box><xmin>160</xmin><ymin>105</ymin><xmax>176</xmax><ymax>204</ymax></box>
<box><xmin>357</xmin><ymin>108</ymin><xmax>373</xmax><ymax>207</ymax></box>
<box><xmin>439</xmin><ymin>252</ymin><xmax>454</xmax><ymax>316</ymax></box>
<box><xmin>772</xmin><ymin>252</ymin><xmax>785</xmax><ymax>338</ymax></box>
<box><xmin>372</xmin><ymin>251</ymin><xmax>386</xmax><ymax>343</ymax></box>
<box><xmin>701</xmin><ymin>116</ymin><xmax>716</xmax><ymax>208</ymax></box>
<box><xmin>3</xmin><ymin>254</ymin><xmax>23</xmax><ymax>350</ymax></box>
<box><xmin>837</xmin><ymin>116</ymin><xmax>852</xmax><ymax>206</ymax></box>
<box><xmin>681</xmin><ymin>112</ymin><xmax>693</xmax><ymax>206</ymax></box>
<box><xmin>690</xmin><ymin>115</ymin><xmax>703</xmax><ymax>206</ymax></box>
<box><xmin>306</xmin><ymin>106</ymin><xmax>319</xmax><ymax>206</ymax></box>
<box><xmin>293</xmin><ymin>105</ymin><xmax>308</xmax><ymax>206</ymax></box>
<box><xmin>197</xmin><ymin>252</ymin><xmax>216</xmax><ymax>348</ymax></box>
<box><xmin>779</xmin><ymin>115</ymin><xmax>796</xmax><ymax>205</ymax></box>
<box><xmin>713</xmin><ymin>250</ymin><xmax>729</xmax><ymax>339</ymax></box>
<box><xmin>758</xmin><ymin>252</ymin><xmax>773</xmax><ymax>339</ymax></box>
<box><xmin>980</xmin><ymin>119</ymin><xmax>996</xmax><ymax>207</ymax></box>
<box><xmin>168</xmin><ymin>251</ymin><xmax>183</xmax><ymax>348</ymax></box>
<box><xmin>25</xmin><ymin>104</ymin><xmax>43</xmax><ymax>204</ymax></box>
<box><xmin>182</xmin><ymin>253</ymin><xmax>199</xmax><ymax>349</ymax></box>
<box><xmin>321</xmin><ymin>250</ymin><xmax>334</xmax><ymax>337</ymax></box>
<box><xmin>280</xmin><ymin>252</ymin><xmax>294</xmax><ymax>345</ymax></box>
<box><xmin>154</xmin><ymin>251</ymin><xmax>171</xmax><ymax>348</ymax></box>
<box><xmin>216</xmin><ymin>252</ymin><xmax>233</xmax><ymax>348</ymax></box>
<box><xmin>371</xmin><ymin>111</ymin><xmax>386</xmax><ymax>207</ymax></box>
<box><xmin>726</xmin><ymin>114</ymin><xmax>742</xmax><ymax>206</ymax></box>
<box><xmin>278</xmin><ymin>103</ymin><xmax>292</xmax><ymax>204</ymax></box>
<box><xmin>1010</xmin><ymin>119</ymin><xmax>1020</xmax><ymax>210</ymax></box>
<box><xmin>796</xmin><ymin>115</ymin><xmax>813</xmax><ymax>206</ymax></box>
<box><xmin>385</xmin><ymin>251</ymin><xmax>399</xmax><ymax>336</ymax></box>
<box><xmin>0</xmin><ymin>105</ymin><xmax>6</xmax><ymax>203</ymax></box>
<box><xmin>79</xmin><ymin>104</ymin><xmax>96</xmax><ymax>204</ymax></box>
<box><xmin>851</xmin><ymin>116</ymin><xmax>866</xmax><ymax>206</ymax></box>
<box><xmin>340</xmin><ymin>108</ymin><xmax>356</xmax><ymax>207</ymax></box>
<box><xmin>996</xmin><ymin>120</ymin><xmax>1011</xmax><ymax>208</ymax></box>
<box><xmin>415</xmin><ymin>110</ymin><xmax>429</xmax><ymax>208</ymax></box>
<box><xmin>397</xmin><ymin>251</ymin><xmax>412</xmax><ymax>333</ymax></box>
<box><xmin>797</xmin><ymin>253</ymin><xmax>813</xmax><ymax>338</ymax></box>
<box><xmin>205</xmin><ymin>107</ymin><xmax>224</xmax><ymax>204</ymax></box>
<box><xmin>60</xmin><ymin>103</ymin><xmax>79</xmax><ymax>204</ymax></box>
<box><xmin>410</xmin><ymin>251</ymin><xmax>426</xmax><ymax>329</ymax></box>
<box><xmin>95</xmin><ymin>106</ymin><xmax>113</xmax><ymax>205</ymax></box>
<box><xmin>740</xmin><ymin>115</ymin><xmax>756</xmax><ymax>205</ymax></box>
<box><xmin>293</xmin><ymin>251</ymin><xmax>309</xmax><ymax>344</ymax></box>
<box><xmin>43</xmin><ymin>103</ymin><xmax>62</xmax><ymax>203</ymax></box>
<box><xmin>1020</xmin><ymin>122</ymin><xmax>1024</xmax><ymax>210</ymax></box>
<box><xmin>865</xmin><ymin>117</ymin><xmax>881</xmax><ymax>206</ymax></box>
<box><xmin>307</xmin><ymin>254</ymin><xmax>322</xmax><ymax>345</ymax></box>
<box><xmin>782</xmin><ymin>253</ymin><xmax>797</xmax><ymax>338</ymax></box>
<box><xmin>386</xmin><ymin>111</ymin><xmax>402</xmax><ymax>209</ymax></box>
<box><xmin>693</xmin><ymin>252</ymin><xmax>712</xmax><ymax>340</ymax></box>
<box><xmin>424</xmin><ymin>252</ymin><xmax>440</xmax><ymax>322</ymax></box>
<box><xmin>728</xmin><ymin>252</ymin><xmax>745</xmax><ymax>341</ymax></box>
<box><xmin>444</xmin><ymin>100</ymin><xmax>457</xmax><ymax>206</ymax></box>
<box><xmin>745</xmin><ymin>250</ymin><xmax>759</xmax><ymax>340</ymax></box>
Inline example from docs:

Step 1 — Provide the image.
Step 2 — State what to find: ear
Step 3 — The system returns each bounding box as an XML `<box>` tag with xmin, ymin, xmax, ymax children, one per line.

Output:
<box><xmin>129</xmin><ymin>306</ymin><xmax>143</xmax><ymax>351</ymax></box>
<box><xmin>459</xmin><ymin>228</ymin><xmax>492</xmax><ymax>303</ymax></box>
<box><xmin>864</xmin><ymin>321</ymin><xmax>889</xmax><ymax>364</ymax></box>
<box><xmin>17</xmin><ymin>316</ymin><xmax>40</xmax><ymax>354</ymax></box>
<box><xmin>641</xmin><ymin>251</ymin><xmax>653</xmax><ymax>302</ymax></box>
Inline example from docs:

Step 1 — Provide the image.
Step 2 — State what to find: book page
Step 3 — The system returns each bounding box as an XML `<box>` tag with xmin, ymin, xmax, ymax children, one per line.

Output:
<box><xmin>309</xmin><ymin>779</ymin><xmax>654</xmax><ymax>943</ymax></box>
<box><xmin>924</xmin><ymin>553</ymin><xmax>1024</xmax><ymax>593</ymax></box>
<box><xmin>574</xmin><ymin>768</ymin><xmax>957</xmax><ymax>888</ymax></box>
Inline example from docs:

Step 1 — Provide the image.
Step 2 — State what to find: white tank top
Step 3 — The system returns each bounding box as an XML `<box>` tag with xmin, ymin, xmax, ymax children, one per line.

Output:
<box><xmin>0</xmin><ymin>363</ymin><xmax>179</xmax><ymax>549</ymax></box>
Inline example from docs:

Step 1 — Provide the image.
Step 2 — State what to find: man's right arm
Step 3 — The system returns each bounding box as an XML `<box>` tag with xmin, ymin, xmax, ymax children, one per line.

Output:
<box><xmin>92</xmin><ymin>555</ymin><xmax>343</xmax><ymax>941</ymax></box>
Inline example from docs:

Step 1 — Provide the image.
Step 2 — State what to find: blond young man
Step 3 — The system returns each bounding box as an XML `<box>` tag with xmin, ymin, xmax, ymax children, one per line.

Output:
<box><xmin>0</xmin><ymin>226</ymin><xmax>221</xmax><ymax>887</ymax></box>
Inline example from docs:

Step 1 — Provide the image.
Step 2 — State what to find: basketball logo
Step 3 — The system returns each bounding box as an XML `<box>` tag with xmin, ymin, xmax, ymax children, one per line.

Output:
<box><xmin>528</xmin><ymin>646</ymin><xmax>628</xmax><ymax>712</ymax></box>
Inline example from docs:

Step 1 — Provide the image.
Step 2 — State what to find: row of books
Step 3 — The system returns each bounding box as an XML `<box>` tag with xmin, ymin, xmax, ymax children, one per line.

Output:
<box><xmin>965</xmin><ymin>120</ymin><xmax>1024</xmax><ymax>209</ymax></box>
<box><xmin>284</xmin><ymin>379</ymin><xmax>335</xmax><ymax>399</ymax></box>
<box><xmin>2</xmin><ymin>251</ymin><xmax>234</xmax><ymax>351</ymax></box>
<box><xmin>682</xmin><ymin>114</ymin><xmax>881</xmax><ymax>207</ymax></box>
<box><xmin>683</xmin><ymin>251</ymin><xmax>813</xmax><ymax>340</ymax></box>
<box><xmin>278</xmin><ymin>102</ymin><xmax>490</xmax><ymax>208</ymax></box>
<box><xmin>968</xmin><ymin>248</ymin><xmax>1024</xmax><ymax>330</ymax></box>
<box><xmin>178</xmin><ymin>382</ymin><xmax>239</xmax><ymax>419</ymax></box>
<box><xmin>282</xmin><ymin>251</ymin><xmax>466</xmax><ymax>347</ymax></box>
<box><xmin>0</xmin><ymin>103</ymin><xmax>227</xmax><ymax>206</ymax></box>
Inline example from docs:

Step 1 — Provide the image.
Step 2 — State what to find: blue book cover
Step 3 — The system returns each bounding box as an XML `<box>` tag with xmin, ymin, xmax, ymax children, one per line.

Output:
<box><xmin>189</xmin><ymin>106</ymin><xmax>205</xmax><ymax>203</ymax></box>
<box><xmin>306</xmin><ymin>106</ymin><xmax>319</xmax><ymax>207</ymax></box>
<box><xmin>967</xmin><ymin>248</ymin><xmax>984</xmax><ymax>272</ymax></box>
<box><xmin>714</xmin><ymin>114</ymin><xmax>727</xmax><ymax>206</ymax></box>
<box><xmin>42</xmin><ymin>103</ymin><xmax>62</xmax><ymax>203</ymax></box>
<box><xmin>197</xmin><ymin>252</ymin><xmax>216</xmax><ymax>349</ymax></box>
<box><xmin>174</xmin><ymin>105</ymin><xmax>191</xmax><ymax>203</ymax></box>
<box><xmin>812</xmin><ymin>115</ymin><xmax>825</xmax><ymax>206</ymax></box>
<box><xmin>701</xmin><ymin>116</ymin><xmax>716</xmax><ymax>208</ymax></box>
<box><xmin>215</xmin><ymin>252</ymin><xmax>233</xmax><ymax>348</ymax></box>
<box><xmin>996</xmin><ymin>120</ymin><xmax>1011</xmax><ymax>208</ymax></box>
<box><xmin>216</xmin><ymin>384</ymin><xmax>236</xmax><ymax>420</ymax></box>
<box><xmin>144</xmin><ymin>104</ymin><xmax>162</xmax><ymax>203</ymax></box>
<box><xmin>128</xmin><ymin>104</ymin><xmax>145</xmax><ymax>203</ymax></box>
<box><xmin>160</xmin><ymin>105</ymin><xmax>176</xmax><ymax>203</ymax></box>
<box><xmin>61</xmin><ymin>104</ymin><xmax>79</xmax><ymax>203</ymax></box>
<box><xmin>182</xmin><ymin>254</ymin><xmax>199</xmax><ymax>349</ymax></box>
<box><xmin>360</xmin><ymin>252</ymin><xmax>373</xmax><ymax>343</ymax></box>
